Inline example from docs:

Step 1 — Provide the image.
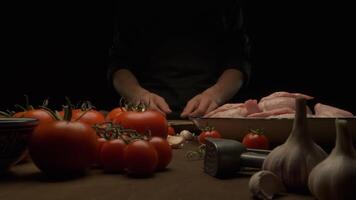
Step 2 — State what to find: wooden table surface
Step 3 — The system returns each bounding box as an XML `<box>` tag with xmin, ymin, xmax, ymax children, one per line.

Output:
<box><xmin>0</xmin><ymin>141</ymin><xmax>314</xmax><ymax>200</ymax></box>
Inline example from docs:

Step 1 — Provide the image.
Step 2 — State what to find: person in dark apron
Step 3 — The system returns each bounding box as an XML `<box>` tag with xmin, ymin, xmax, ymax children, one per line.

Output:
<box><xmin>108</xmin><ymin>0</ymin><xmax>251</xmax><ymax>119</ymax></box>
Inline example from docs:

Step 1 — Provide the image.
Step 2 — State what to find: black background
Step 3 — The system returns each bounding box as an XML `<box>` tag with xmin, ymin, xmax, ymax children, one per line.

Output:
<box><xmin>1</xmin><ymin>1</ymin><xmax>354</xmax><ymax>114</ymax></box>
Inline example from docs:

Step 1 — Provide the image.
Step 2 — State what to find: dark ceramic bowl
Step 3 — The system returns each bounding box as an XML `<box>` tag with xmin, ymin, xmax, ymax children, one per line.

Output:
<box><xmin>0</xmin><ymin>118</ymin><xmax>38</xmax><ymax>172</ymax></box>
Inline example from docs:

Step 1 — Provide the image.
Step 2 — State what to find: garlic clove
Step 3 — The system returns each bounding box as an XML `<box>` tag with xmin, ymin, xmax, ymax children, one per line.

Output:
<box><xmin>167</xmin><ymin>135</ymin><xmax>185</xmax><ymax>149</ymax></box>
<box><xmin>249</xmin><ymin>170</ymin><xmax>286</xmax><ymax>200</ymax></box>
<box><xmin>179</xmin><ymin>130</ymin><xmax>194</xmax><ymax>140</ymax></box>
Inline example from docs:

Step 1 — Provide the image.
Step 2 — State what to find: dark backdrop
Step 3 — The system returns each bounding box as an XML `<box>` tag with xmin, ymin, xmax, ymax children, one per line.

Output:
<box><xmin>1</xmin><ymin>1</ymin><xmax>354</xmax><ymax>113</ymax></box>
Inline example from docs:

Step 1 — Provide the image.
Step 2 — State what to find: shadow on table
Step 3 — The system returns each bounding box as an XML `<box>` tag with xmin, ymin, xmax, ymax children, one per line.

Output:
<box><xmin>0</xmin><ymin>169</ymin><xmax>88</xmax><ymax>183</ymax></box>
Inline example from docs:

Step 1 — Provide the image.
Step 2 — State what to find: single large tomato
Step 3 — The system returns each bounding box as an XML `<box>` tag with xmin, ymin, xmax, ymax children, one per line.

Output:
<box><xmin>100</xmin><ymin>139</ymin><xmax>126</xmax><ymax>173</ymax></box>
<box><xmin>105</xmin><ymin>107</ymin><xmax>126</xmax><ymax>122</ymax></box>
<box><xmin>29</xmin><ymin>121</ymin><xmax>98</xmax><ymax>175</ymax></box>
<box><xmin>242</xmin><ymin>129</ymin><xmax>269</xmax><ymax>150</ymax></box>
<box><xmin>113</xmin><ymin>110</ymin><xmax>168</xmax><ymax>138</ymax></box>
<box><xmin>149</xmin><ymin>137</ymin><xmax>172</xmax><ymax>171</ymax></box>
<box><xmin>124</xmin><ymin>140</ymin><xmax>158</xmax><ymax>176</ymax></box>
<box><xmin>198</xmin><ymin>129</ymin><xmax>222</xmax><ymax>144</ymax></box>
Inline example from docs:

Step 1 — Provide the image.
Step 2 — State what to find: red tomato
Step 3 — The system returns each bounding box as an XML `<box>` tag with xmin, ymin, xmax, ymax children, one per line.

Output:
<box><xmin>167</xmin><ymin>126</ymin><xmax>175</xmax><ymax>136</ymax></box>
<box><xmin>124</xmin><ymin>140</ymin><xmax>158</xmax><ymax>176</ymax></box>
<box><xmin>113</xmin><ymin>110</ymin><xmax>168</xmax><ymax>138</ymax></box>
<box><xmin>198</xmin><ymin>129</ymin><xmax>222</xmax><ymax>144</ymax></box>
<box><xmin>29</xmin><ymin>121</ymin><xmax>98</xmax><ymax>174</ymax></box>
<box><xmin>92</xmin><ymin>137</ymin><xmax>107</xmax><ymax>168</ymax></box>
<box><xmin>72</xmin><ymin>110</ymin><xmax>105</xmax><ymax>126</ymax></box>
<box><xmin>100</xmin><ymin>139</ymin><xmax>126</xmax><ymax>173</ymax></box>
<box><xmin>149</xmin><ymin>137</ymin><xmax>172</xmax><ymax>171</ymax></box>
<box><xmin>242</xmin><ymin>130</ymin><xmax>269</xmax><ymax>150</ymax></box>
<box><xmin>13</xmin><ymin>111</ymin><xmax>25</xmax><ymax>118</ymax></box>
<box><xmin>105</xmin><ymin>107</ymin><xmax>126</xmax><ymax>122</ymax></box>
<box><xmin>22</xmin><ymin>109</ymin><xmax>54</xmax><ymax>124</ymax></box>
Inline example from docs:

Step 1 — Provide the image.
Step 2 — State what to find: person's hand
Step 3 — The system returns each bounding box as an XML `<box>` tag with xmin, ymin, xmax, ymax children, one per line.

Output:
<box><xmin>180</xmin><ymin>87</ymin><xmax>221</xmax><ymax>118</ymax></box>
<box><xmin>130</xmin><ymin>88</ymin><xmax>172</xmax><ymax>116</ymax></box>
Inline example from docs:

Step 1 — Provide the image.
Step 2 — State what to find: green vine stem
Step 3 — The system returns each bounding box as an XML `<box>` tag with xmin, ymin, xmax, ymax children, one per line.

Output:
<box><xmin>92</xmin><ymin>122</ymin><xmax>147</xmax><ymax>144</ymax></box>
<box><xmin>185</xmin><ymin>144</ymin><xmax>206</xmax><ymax>161</ymax></box>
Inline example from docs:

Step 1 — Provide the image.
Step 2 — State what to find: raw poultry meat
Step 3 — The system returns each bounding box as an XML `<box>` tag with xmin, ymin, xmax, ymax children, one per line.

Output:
<box><xmin>203</xmin><ymin>91</ymin><xmax>354</xmax><ymax>118</ymax></box>
<box><xmin>258</xmin><ymin>91</ymin><xmax>313</xmax><ymax>113</ymax></box>
<box><xmin>259</xmin><ymin>91</ymin><xmax>314</xmax><ymax>102</ymax></box>
<box><xmin>247</xmin><ymin>107</ymin><xmax>295</xmax><ymax>118</ymax></box>
<box><xmin>204</xmin><ymin>99</ymin><xmax>261</xmax><ymax>118</ymax></box>
<box><xmin>314</xmin><ymin>103</ymin><xmax>354</xmax><ymax>117</ymax></box>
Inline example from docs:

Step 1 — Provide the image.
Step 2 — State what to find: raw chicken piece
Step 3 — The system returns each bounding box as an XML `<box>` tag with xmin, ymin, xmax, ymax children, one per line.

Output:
<box><xmin>247</xmin><ymin>107</ymin><xmax>295</xmax><ymax>118</ymax></box>
<box><xmin>245</xmin><ymin>99</ymin><xmax>262</xmax><ymax>115</ymax></box>
<box><xmin>259</xmin><ymin>91</ymin><xmax>314</xmax><ymax>102</ymax></box>
<box><xmin>204</xmin><ymin>99</ymin><xmax>261</xmax><ymax>118</ymax></box>
<box><xmin>258</xmin><ymin>92</ymin><xmax>313</xmax><ymax>113</ymax></box>
<box><xmin>314</xmin><ymin>103</ymin><xmax>354</xmax><ymax>117</ymax></box>
<box><xmin>258</xmin><ymin>97</ymin><xmax>297</xmax><ymax>112</ymax></box>
<box><xmin>204</xmin><ymin>103</ymin><xmax>244</xmax><ymax>118</ymax></box>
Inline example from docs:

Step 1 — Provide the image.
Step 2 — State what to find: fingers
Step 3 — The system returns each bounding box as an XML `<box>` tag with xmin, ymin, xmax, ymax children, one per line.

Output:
<box><xmin>142</xmin><ymin>94</ymin><xmax>171</xmax><ymax>116</ymax></box>
<box><xmin>190</xmin><ymin>98</ymin><xmax>219</xmax><ymax>117</ymax></box>
<box><xmin>181</xmin><ymin>94</ymin><xmax>220</xmax><ymax>118</ymax></box>
<box><xmin>180</xmin><ymin>96</ymin><xmax>200</xmax><ymax>118</ymax></box>
<box><xmin>189</xmin><ymin>98</ymin><xmax>210</xmax><ymax>117</ymax></box>
<box><xmin>153</xmin><ymin>95</ymin><xmax>172</xmax><ymax>114</ymax></box>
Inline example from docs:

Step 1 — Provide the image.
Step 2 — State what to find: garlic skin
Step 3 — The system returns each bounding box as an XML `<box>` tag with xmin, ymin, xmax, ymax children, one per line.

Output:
<box><xmin>249</xmin><ymin>170</ymin><xmax>286</xmax><ymax>200</ymax></box>
<box><xmin>167</xmin><ymin>135</ymin><xmax>185</xmax><ymax>149</ymax></box>
<box><xmin>308</xmin><ymin>119</ymin><xmax>356</xmax><ymax>200</ymax></box>
<box><xmin>179</xmin><ymin>130</ymin><xmax>194</xmax><ymax>140</ymax></box>
<box><xmin>262</xmin><ymin>97</ymin><xmax>327</xmax><ymax>192</ymax></box>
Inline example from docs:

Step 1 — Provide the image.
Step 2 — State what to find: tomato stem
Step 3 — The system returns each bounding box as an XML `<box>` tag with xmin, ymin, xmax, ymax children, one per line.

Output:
<box><xmin>0</xmin><ymin>111</ymin><xmax>12</xmax><ymax>118</ymax></box>
<box><xmin>14</xmin><ymin>104</ymin><xmax>26</xmax><ymax>111</ymax></box>
<box><xmin>24</xmin><ymin>94</ymin><xmax>34</xmax><ymax>110</ymax></box>
<box><xmin>63</xmin><ymin>105</ymin><xmax>72</xmax><ymax>121</ymax></box>
<box><xmin>39</xmin><ymin>106</ymin><xmax>61</xmax><ymax>121</ymax></box>
<box><xmin>42</xmin><ymin>98</ymin><xmax>49</xmax><ymax>107</ymax></box>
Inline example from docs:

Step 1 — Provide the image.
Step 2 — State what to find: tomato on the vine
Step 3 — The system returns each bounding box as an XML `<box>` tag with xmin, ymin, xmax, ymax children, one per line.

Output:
<box><xmin>100</xmin><ymin>139</ymin><xmax>126</xmax><ymax>173</ymax></box>
<box><xmin>12</xmin><ymin>96</ymin><xmax>54</xmax><ymax>124</ymax></box>
<box><xmin>105</xmin><ymin>107</ymin><xmax>126</xmax><ymax>122</ymax></box>
<box><xmin>242</xmin><ymin>129</ymin><xmax>269</xmax><ymax>150</ymax></box>
<box><xmin>72</xmin><ymin>110</ymin><xmax>105</xmax><ymax>126</ymax></box>
<box><xmin>29</xmin><ymin>120</ymin><xmax>99</xmax><ymax>174</ymax></box>
<box><xmin>148</xmin><ymin>137</ymin><xmax>172</xmax><ymax>171</ymax></box>
<box><xmin>124</xmin><ymin>140</ymin><xmax>158</xmax><ymax>176</ymax></box>
<box><xmin>92</xmin><ymin>137</ymin><xmax>106</xmax><ymax>168</ymax></box>
<box><xmin>113</xmin><ymin>110</ymin><xmax>168</xmax><ymax>138</ymax></box>
<box><xmin>198</xmin><ymin>128</ymin><xmax>222</xmax><ymax>144</ymax></box>
<box><xmin>21</xmin><ymin>109</ymin><xmax>54</xmax><ymax>124</ymax></box>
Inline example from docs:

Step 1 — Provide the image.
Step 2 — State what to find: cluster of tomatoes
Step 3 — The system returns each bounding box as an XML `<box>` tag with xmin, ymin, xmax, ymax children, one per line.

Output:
<box><xmin>94</xmin><ymin>123</ymin><xmax>172</xmax><ymax>175</ymax></box>
<box><xmin>2</xmin><ymin>97</ymin><xmax>172</xmax><ymax>177</ymax></box>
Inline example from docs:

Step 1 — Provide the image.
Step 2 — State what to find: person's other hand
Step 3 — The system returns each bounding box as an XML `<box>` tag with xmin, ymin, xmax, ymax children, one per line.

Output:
<box><xmin>130</xmin><ymin>89</ymin><xmax>172</xmax><ymax>116</ymax></box>
<box><xmin>180</xmin><ymin>87</ymin><xmax>221</xmax><ymax>118</ymax></box>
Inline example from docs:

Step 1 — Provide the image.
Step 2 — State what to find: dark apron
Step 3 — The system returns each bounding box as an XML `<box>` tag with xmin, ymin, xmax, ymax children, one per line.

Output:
<box><xmin>128</xmin><ymin>2</ymin><xmax>225</xmax><ymax>119</ymax></box>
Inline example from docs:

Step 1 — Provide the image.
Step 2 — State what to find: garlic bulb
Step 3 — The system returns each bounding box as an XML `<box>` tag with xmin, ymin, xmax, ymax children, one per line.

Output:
<box><xmin>180</xmin><ymin>130</ymin><xmax>194</xmax><ymax>140</ymax></box>
<box><xmin>262</xmin><ymin>97</ymin><xmax>327</xmax><ymax>192</ymax></box>
<box><xmin>308</xmin><ymin>119</ymin><xmax>356</xmax><ymax>200</ymax></box>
